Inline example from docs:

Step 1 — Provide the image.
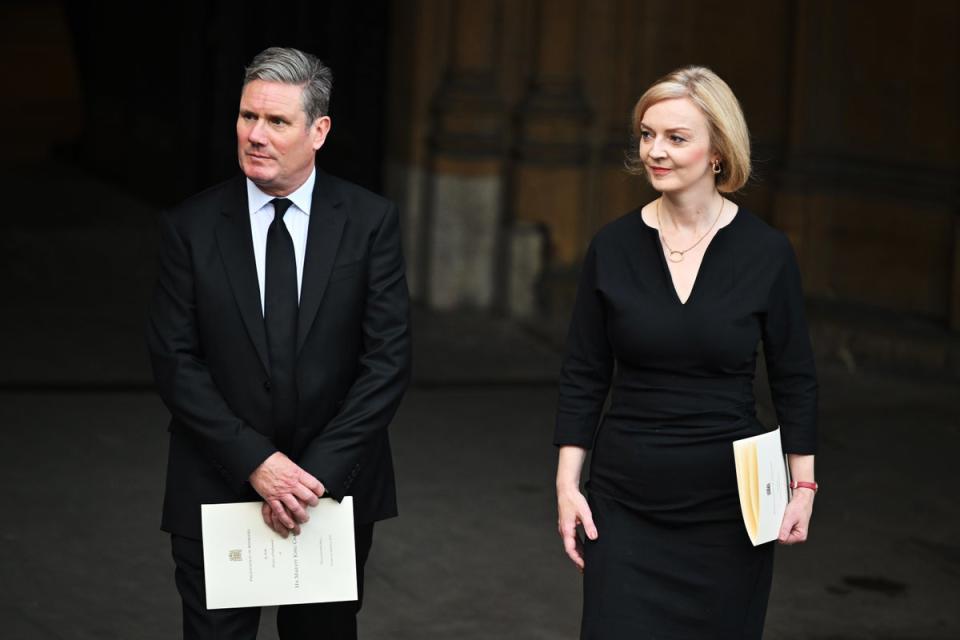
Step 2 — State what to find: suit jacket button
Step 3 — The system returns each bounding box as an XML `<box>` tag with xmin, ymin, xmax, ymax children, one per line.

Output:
<box><xmin>264</xmin><ymin>380</ymin><xmax>272</xmax><ymax>391</ymax></box>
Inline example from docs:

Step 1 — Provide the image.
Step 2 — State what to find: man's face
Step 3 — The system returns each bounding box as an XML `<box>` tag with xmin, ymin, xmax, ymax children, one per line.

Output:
<box><xmin>237</xmin><ymin>80</ymin><xmax>331</xmax><ymax>196</ymax></box>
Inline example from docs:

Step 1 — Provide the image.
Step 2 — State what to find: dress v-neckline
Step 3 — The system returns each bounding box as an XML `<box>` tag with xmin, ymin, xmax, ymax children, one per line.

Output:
<box><xmin>641</xmin><ymin>209</ymin><xmax>740</xmax><ymax>306</ymax></box>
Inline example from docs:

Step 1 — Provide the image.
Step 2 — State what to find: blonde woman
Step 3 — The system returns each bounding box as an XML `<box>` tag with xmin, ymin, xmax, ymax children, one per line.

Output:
<box><xmin>554</xmin><ymin>67</ymin><xmax>817</xmax><ymax>638</ymax></box>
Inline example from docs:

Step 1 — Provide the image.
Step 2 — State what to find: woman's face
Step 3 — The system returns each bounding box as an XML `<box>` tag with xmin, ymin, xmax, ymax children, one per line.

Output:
<box><xmin>637</xmin><ymin>97</ymin><xmax>717</xmax><ymax>194</ymax></box>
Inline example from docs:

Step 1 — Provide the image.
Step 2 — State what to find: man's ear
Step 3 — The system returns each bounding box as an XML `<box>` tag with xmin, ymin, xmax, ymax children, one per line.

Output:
<box><xmin>312</xmin><ymin>116</ymin><xmax>332</xmax><ymax>151</ymax></box>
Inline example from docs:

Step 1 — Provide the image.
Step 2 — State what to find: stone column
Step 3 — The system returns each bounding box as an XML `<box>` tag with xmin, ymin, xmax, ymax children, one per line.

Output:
<box><xmin>511</xmin><ymin>0</ymin><xmax>593</xmax><ymax>266</ymax></box>
<box><xmin>421</xmin><ymin>0</ymin><xmax>507</xmax><ymax>309</ymax></box>
<box><xmin>507</xmin><ymin>0</ymin><xmax>593</xmax><ymax>318</ymax></box>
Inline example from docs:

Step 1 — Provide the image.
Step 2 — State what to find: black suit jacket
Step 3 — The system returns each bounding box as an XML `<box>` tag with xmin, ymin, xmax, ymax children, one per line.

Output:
<box><xmin>147</xmin><ymin>170</ymin><xmax>411</xmax><ymax>539</ymax></box>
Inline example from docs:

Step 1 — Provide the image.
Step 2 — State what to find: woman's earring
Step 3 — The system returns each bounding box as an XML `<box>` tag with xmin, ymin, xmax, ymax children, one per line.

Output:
<box><xmin>711</xmin><ymin>159</ymin><xmax>722</xmax><ymax>175</ymax></box>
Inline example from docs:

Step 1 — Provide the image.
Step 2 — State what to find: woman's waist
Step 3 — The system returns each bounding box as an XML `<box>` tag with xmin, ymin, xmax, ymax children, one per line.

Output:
<box><xmin>607</xmin><ymin>376</ymin><xmax>755</xmax><ymax>424</ymax></box>
<box><xmin>604</xmin><ymin>399</ymin><xmax>757</xmax><ymax>428</ymax></box>
<box><xmin>596</xmin><ymin>411</ymin><xmax>766</xmax><ymax>447</ymax></box>
<box><xmin>613</xmin><ymin>365</ymin><xmax>754</xmax><ymax>392</ymax></box>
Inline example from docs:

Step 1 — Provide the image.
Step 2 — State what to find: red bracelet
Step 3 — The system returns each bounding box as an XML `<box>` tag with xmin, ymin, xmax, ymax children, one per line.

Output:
<box><xmin>790</xmin><ymin>480</ymin><xmax>818</xmax><ymax>493</ymax></box>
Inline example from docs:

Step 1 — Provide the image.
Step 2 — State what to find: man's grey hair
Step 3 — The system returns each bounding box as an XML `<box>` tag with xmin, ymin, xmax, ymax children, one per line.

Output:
<box><xmin>244</xmin><ymin>47</ymin><xmax>333</xmax><ymax>125</ymax></box>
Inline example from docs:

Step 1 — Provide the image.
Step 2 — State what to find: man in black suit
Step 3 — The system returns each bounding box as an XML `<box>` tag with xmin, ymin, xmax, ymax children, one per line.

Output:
<box><xmin>147</xmin><ymin>47</ymin><xmax>411</xmax><ymax>639</ymax></box>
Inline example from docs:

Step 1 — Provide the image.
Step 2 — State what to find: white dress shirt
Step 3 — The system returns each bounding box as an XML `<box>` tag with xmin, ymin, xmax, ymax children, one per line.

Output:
<box><xmin>247</xmin><ymin>168</ymin><xmax>315</xmax><ymax>314</ymax></box>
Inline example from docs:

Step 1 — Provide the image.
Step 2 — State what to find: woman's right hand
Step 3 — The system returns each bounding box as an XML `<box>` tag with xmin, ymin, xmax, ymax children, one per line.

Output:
<box><xmin>557</xmin><ymin>484</ymin><xmax>598</xmax><ymax>572</ymax></box>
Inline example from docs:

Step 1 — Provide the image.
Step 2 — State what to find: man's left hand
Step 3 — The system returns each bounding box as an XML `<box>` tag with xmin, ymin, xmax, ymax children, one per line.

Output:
<box><xmin>262</xmin><ymin>501</ymin><xmax>294</xmax><ymax>538</ymax></box>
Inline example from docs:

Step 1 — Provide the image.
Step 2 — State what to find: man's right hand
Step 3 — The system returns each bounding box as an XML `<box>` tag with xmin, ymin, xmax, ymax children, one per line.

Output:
<box><xmin>249</xmin><ymin>452</ymin><xmax>325</xmax><ymax>535</ymax></box>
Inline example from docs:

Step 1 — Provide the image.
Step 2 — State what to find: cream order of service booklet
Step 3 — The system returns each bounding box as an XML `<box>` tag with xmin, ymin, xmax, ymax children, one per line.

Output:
<box><xmin>732</xmin><ymin>428</ymin><xmax>790</xmax><ymax>546</ymax></box>
<box><xmin>201</xmin><ymin>497</ymin><xmax>357</xmax><ymax>609</ymax></box>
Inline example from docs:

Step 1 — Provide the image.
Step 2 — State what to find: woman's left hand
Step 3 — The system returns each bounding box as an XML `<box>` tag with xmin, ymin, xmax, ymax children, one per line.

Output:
<box><xmin>778</xmin><ymin>489</ymin><xmax>814</xmax><ymax>544</ymax></box>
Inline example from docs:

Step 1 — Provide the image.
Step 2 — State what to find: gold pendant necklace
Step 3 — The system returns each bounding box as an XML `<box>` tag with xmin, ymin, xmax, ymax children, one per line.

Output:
<box><xmin>656</xmin><ymin>196</ymin><xmax>724</xmax><ymax>263</ymax></box>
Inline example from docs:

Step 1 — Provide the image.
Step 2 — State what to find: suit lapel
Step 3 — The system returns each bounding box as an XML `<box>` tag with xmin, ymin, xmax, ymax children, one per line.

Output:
<box><xmin>297</xmin><ymin>171</ymin><xmax>346</xmax><ymax>354</ymax></box>
<box><xmin>215</xmin><ymin>177</ymin><xmax>271</xmax><ymax>374</ymax></box>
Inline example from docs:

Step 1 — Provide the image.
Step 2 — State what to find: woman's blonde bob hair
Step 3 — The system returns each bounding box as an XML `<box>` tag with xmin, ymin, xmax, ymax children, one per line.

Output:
<box><xmin>627</xmin><ymin>66</ymin><xmax>751</xmax><ymax>193</ymax></box>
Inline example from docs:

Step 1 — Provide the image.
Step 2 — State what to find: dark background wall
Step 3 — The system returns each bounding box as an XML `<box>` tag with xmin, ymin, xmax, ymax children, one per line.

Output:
<box><xmin>55</xmin><ymin>0</ymin><xmax>390</xmax><ymax>202</ymax></box>
<box><xmin>0</xmin><ymin>0</ymin><xmax>392</xmax><ymax>388</ymax></box>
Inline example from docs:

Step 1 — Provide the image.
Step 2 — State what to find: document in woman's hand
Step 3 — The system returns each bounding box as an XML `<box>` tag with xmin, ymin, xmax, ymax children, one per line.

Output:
<box><xmin>200</xmin><ymin>497</ymin><xmax>357</xmax><ymax>609</ymax></box>
<box><xmin>733</xmin><ymin>429</ymin><xmax>789</xmax><ymax>546</ymax></box>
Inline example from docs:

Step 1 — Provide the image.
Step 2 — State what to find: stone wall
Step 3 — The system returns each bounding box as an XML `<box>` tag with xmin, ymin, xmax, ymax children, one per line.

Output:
<box><xmin>385</xmin><ymin>0</ymin><xmax>960</xmax><ymax>329</ymax></box>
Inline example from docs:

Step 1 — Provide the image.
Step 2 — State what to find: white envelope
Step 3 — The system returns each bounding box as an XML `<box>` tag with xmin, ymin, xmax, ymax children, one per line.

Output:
<box><xmin>733</xmin><ymin>429</ymin><xmax>789</xmax><ymax>546</ymax></box>
<box><xmin>201</xmin><ymin>497</ymin><xmax>357</xmax><ymax>609</ymax></box>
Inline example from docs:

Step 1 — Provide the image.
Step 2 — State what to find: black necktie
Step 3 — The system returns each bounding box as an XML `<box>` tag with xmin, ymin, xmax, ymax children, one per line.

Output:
<box><xmin>265</xmin><ymin>197</ymin><xmax>297</xmax><ymax>448</ymax></box>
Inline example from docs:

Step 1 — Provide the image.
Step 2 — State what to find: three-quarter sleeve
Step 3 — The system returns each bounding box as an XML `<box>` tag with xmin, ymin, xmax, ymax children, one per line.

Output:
<box><xmin>554</xmin><ymin>241</ymin><xmax>615</xmax><ymax>448</ymax></box>
<box><xmin>762</xmin><ymin>240</ymin><xmax>818</xmax><ymax>454</ymax></box>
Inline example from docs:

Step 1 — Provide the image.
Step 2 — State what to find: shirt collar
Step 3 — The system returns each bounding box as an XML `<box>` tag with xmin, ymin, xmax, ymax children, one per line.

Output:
<box><xmin>246</xmin><ymin>167</ymin><xmax>316</xmax><ymax>216</ymax></box>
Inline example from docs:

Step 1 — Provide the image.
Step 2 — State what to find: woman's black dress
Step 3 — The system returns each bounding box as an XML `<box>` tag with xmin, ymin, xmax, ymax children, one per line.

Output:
<box><xmin>554</xmin><ymin>207</ymin><xmax>818</xmax><ymax>639</ymax></box>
